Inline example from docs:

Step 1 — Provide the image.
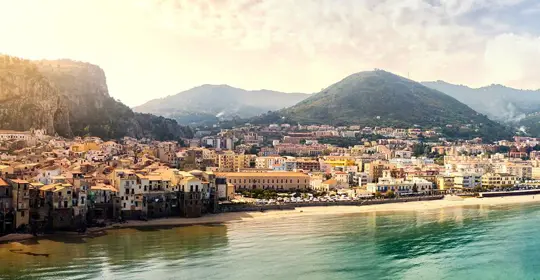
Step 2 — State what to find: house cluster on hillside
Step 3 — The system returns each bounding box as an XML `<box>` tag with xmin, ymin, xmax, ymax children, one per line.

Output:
<box><xmin>1</xmin><ymin>126</ymin><xmax>539</xmax><ymax>234</ymax></box>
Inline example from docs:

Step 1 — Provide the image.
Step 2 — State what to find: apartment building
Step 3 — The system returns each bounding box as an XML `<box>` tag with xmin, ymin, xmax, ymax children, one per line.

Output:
<box><xmin>366</xmin><ymin>177</ymin><xmax>433</xmax><ymax>194</ymax></box>
<box><xmin>217</xmin><ymin>152</ymin><xmax>250</xmax><ymax>172</ymax></box>
<box><xmin>452</xmin><ymin>173</ymin><xmax>482</xmax><ymax>190</ymax></box>
<box><xmin>217</xmin><ymin>172</ymin><xmax>310</xmax><ymax>191</ymax></box>
<box><xmin>481</xmin><ymin>173</ymin><xmax>517</xmax><ymax>189</ymax></box>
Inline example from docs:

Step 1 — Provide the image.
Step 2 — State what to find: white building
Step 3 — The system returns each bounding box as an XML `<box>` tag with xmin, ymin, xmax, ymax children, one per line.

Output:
<box><xmin>35</xmin><ymin>165</ymin><xmax>62</xmax><ymax>185</ymax></box>
<box><xmin>367</xmin><ymin>177</ymin><xmax>433</xmax><ymax>194</ymax></box>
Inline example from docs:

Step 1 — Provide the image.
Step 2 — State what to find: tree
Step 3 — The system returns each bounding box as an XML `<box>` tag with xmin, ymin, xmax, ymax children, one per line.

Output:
<box><xmin>498</xmin><ymin>145</ymin><xmax>511</xmax><ymax>153</ymax></box>
<box><xmin>374</xmin><ymin>191</ymin><xmax>382</xmax><ymax>198</ymax></box>
<box><xmin>473</xmin><ymin>186</ymin><xmax>483</xmax><ymax>193</ymax></box>
<box><xmin>386</xmin><ymin>190</ymin><xmax>395</xmax><ymax>198</ymax></box>
<box><xmin>412</xmin><ymin>183</ymin><xmax>418</xmax><ymax>193</ymax></box>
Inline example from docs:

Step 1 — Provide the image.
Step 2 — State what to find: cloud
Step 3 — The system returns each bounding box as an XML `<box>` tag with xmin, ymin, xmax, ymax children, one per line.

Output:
<box><xmin>0</xmin><ymin>0</ymin><xmax>539</xmax><ymax>106</ymax></box>
<box><xmin>521</xmin><ymin>2</ymin><xmax>540</xmax><ymax>14</ymax></box>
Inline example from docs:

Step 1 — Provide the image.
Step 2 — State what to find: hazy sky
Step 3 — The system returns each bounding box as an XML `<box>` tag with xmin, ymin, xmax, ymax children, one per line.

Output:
<box><xmin>1</xmin><ymin>0</ymin><xmax>540</xmax><ymax>106</ymax></box>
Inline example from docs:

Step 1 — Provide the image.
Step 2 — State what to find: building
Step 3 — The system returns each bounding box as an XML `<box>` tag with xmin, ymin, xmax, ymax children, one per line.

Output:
<box><xmin>10</xmin><ymin>179</ymin><xmax>30</xmax><ymax>229</ymax></box>
<box><xmin>353</xmin><ymin>172</ymin><xmax>370</xmax><ymax>186</ymax></box>
<box><xmin>295</xmin><ymin>159</ymin><xmax>320</xmax><ymax>172</ymax></box>
<box><xmin>255</xmin><ymin>156</ymin><xmax>285</xmax><ymax>169</ymax></box>
<box><xmin>364</xmin><ymin>160</ymin><xmax>387</xmax><ymax>183</ymax></box>
<box><xmin>0</xmin><ymin>178</ymin><xmax>13</xmax><ymax>233</ymax></box>
<box><xmin>217</xmin><ymin>152</ymin><xmax>250</xmax><ymax>172</ymax></box>
<box><xmin>0</xmin><ymin>130</ymin><xmax>32</xmax><ymax>142</ymax></box>
<box><xmin>217</xmin><ymin>172</ymin><xmax>310</xmax><ymax>191</ymax></box>
<box><xmin>452</xmin><ymin>173</ymin><xmax>482</xmax><ymax>190</ymax></box>
<box><xmin>481</xmin><ymin>173</ymin><xmax>517</xmax><ymax>189</ymax></box>
<box><xmin>366</xmin><ymin>177</ymin><xmax>433</xmax><ymax>194</ymax></box>
<box><xmin>436</xmin><ymin>176</ymin><xmax>454</xmax><ymax>191</ymax></box>
<box><xmin>499</xmin><ymin>162</ymin><xmax>532</xmax><ymax>181</ymax></box>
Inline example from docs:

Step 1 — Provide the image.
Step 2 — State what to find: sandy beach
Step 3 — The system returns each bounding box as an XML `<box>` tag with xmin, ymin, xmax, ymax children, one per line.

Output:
<box><xmin>105</xmin><ymin>194</ymin><xmax>540</xmax><ymax>229</ymax></box>
<box><xmin>3</xmin><ymin>194</ymin><xmax>540</xmax><ymax>243</ymax></box>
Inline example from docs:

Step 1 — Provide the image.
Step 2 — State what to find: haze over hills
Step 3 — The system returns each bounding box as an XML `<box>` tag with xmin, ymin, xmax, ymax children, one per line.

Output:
<box><xmin>132</xmin><ymin>84</ymin><xmax>309</xmax><ymax>126</ymax></box>
<box><xmin>249</xmin><ymin>70</ymin><xmax>513</xmax><ymax>141</ymax></box>
<box><xmin>422</xmin><ymin>81</ymin><xmax>540</xmax><ymax>123</ymax></box>
<box><xmin>0</xmin><ymin>55</ymin><xmax>192</xmax><ymax>140</ymax></box>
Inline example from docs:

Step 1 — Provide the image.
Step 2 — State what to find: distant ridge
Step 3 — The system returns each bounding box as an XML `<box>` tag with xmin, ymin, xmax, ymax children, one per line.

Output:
<box><xmin>249</xmin><ymin>70</ymin><xmax>512</xmax><ymax>141</ymax></box>
<box><xmin>133</xmin><ymin>84</ymin><xmax>309</xmax><ymax>126</ymax></box>
<box><xmin>422</xmin><ymin>80</ymin><xmax>540</xmax><ymax>123</ymax></box>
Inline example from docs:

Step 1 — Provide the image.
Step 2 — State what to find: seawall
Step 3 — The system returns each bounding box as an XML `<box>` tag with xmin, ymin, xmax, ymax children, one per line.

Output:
<box><xmin>219</xmin><ymin>196</ymin><xmax>444</xmax><ymax>213</ymax></box>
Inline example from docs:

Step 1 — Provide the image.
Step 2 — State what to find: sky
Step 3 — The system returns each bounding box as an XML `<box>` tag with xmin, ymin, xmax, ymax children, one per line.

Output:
<box><xmin>1</xmin><ymin>0</ymin><xmax>540</xmax><ymax>107</ymax></box>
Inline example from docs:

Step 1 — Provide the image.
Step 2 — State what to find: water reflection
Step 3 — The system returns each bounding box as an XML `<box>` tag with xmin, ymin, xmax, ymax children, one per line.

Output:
<box><xmin>1</xmin><ymin>204</ymin><xmax>540</xmax><ymax>280</ymax></box>
<box><xmin>0</xmin><ymin>225</ymin><xmax>228</xmax><ymax>280</ymax></box>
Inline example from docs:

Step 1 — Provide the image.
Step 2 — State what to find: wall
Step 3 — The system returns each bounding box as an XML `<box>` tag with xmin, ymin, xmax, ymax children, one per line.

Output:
<box><xmin>219</xmin><ymin>196</ymin><xmax>444</xmax><ymax>213</ymax></box>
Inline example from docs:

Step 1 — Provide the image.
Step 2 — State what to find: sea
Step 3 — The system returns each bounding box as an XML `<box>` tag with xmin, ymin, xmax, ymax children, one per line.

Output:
<box><xmin>1</xmin><ymin>203</ymin><xmax>540</xmax><ymax>280</ymax></box>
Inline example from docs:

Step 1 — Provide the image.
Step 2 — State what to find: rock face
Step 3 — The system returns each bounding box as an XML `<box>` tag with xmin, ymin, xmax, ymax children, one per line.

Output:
<box><xmin>0</xmin><ymin>56</ymin><xmax>71</xmax><ymax>136</ymax></box>
<box><xmin>0</xmin><ymin>55</ymin><xmax>192</xmax><ymax>140</ymax></box>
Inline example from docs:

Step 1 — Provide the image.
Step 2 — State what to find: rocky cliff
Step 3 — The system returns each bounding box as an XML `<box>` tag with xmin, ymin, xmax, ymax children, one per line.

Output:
<box><xmin>0</xmin><ymin>55</ymin><xmax>192</xmax><ymax>140</ymax></box>
<box><xmin>0</xmin><ymin>56</ymin><xmax>71</xmax><ymax>136</ymax></box>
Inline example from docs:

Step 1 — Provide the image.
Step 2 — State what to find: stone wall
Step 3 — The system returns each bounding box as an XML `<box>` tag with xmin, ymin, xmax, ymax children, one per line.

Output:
<box><xmin>219</xmin><ymin>196</ymin><xmax>444</xmax><ymax>213</ymax></box>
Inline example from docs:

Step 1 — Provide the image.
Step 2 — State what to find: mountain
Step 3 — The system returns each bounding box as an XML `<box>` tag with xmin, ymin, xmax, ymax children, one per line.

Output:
<box><xmin>422</xmin><ymin>81</ymin><xmax>540</xmax><ymax>122</ymax></box>
<box><xmin>0</xmin><ymin>55</ymin><xmax>192</xmax><ymax>140</ymax></box>
<box><xmin>133</xmin><ymin>84</ymin><xmax>309</xmax><ymax>125</ymax></box>
<box><xmin>251</xmin><ymin>70</ymin><xmax>512</xmax><ymax>141</ymax></box>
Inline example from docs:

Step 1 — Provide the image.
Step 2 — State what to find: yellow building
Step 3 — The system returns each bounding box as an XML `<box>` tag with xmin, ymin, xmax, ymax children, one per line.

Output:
<box><xmin>0</xmin><ymin>165</ymin><xmax>14</xmax><ymax>177</ymax></box>
<box><xmin>70</xmin><ymin>142</ymin><xmax>100</xmax><ymax>153</ymax></box>
<box><xmin>217</xmin><ymin>152</ymin><xmax>250</xmax><ymax>172</ymax></box>
<box><xmin>322</xmin><ymin>159</ymin><xmax>356</xmax><ymax>167</ymax></box>
<box><xmin>40</xmin><ymin>183</ymin><xmax>74</xmax><ymax>209</ymax></box>
<box><xmin>436</xmin><ymin>176</ymin><xmax>454</xmax><ymax>191</ymax></box>
<box><xmin>532</xmin><ymin>167</ymin><xmax>540</xmax><ymax>180</ymax></box>
<box><xmin>217</xmin><ymin>172</ymin><xmax>310</xmax><ymax>191</ymax></box>
<box><xmin>481</xmin><ymin>173</ymin><xmax>517</xmax><ymax>189</ymax></box>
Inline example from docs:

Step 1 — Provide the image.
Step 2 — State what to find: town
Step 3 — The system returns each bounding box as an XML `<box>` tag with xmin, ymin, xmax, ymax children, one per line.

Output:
<box><xmin>0</xmin><ymin>123</ymin><xmax>538</xmax><ymax>236</ymax></box>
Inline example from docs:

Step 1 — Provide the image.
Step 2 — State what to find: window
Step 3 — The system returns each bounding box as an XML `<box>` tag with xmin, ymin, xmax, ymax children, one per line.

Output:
<box><xmin>196</xmin><ymin>185</ymin><xmax>199</xmax><ymax>192</ymax></box>
<box><xmin>190</xmin><ymin>185</ymin><xmax>193</xmax><ymax>192</ymax></box>
<box><xmin>123</xmin><ymin>203</ymin><xmax>126</xmax><ymax>208</ymax></box>
<box><xmin>21</xmin><ymin>211</ymin><xmax>25</xmax><ymax>217</ymax></box>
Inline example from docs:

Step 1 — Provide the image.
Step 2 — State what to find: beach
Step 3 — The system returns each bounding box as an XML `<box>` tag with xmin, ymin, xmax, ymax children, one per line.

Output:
<box><xmin>106</xmin><ymin>194</ymin><xmax>540</xmax><ymax>228</ymax></box>
<box><xmin>3</xmin><ymin>194</ymin><xmax>540</xmax><ymax>243</ymax></box>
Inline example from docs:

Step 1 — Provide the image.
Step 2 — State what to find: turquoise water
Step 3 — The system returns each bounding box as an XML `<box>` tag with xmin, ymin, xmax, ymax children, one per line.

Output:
<box><xmin>1</xmin><ymin>203</ymin><xmax>540</xmax><ymax>279</ymax></box>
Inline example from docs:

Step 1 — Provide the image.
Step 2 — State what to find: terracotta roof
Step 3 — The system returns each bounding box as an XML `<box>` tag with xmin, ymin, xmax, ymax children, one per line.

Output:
<box><xmin>11</xmin><ymin>179</ymin><xmax>29</xmax><ymax>184</ymax></box>
<box><xmin>0</xmin><ymin>130</ymin><xmax>30</xmax><ymax>134</ymax></box>
<box><xmin>216</xmin><ymin>172</ymin><xmax>309</xmax><ymax>178</ymax></box>
<box><xmin>91</xmin><ymin>184</ymin><xmax>117</xmax><ymax>192</ymax></box>
<box><xmin>0</xmin><ymin>178</ymin><xmax>9</xmax><ymax>187</ymax></box>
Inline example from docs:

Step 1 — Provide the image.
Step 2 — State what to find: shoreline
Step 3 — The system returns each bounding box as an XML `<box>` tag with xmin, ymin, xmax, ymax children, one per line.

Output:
<box><xmin>3</xmin><ymin>194</ymin><xmax>540</xmax><ymax>243</ymax></box>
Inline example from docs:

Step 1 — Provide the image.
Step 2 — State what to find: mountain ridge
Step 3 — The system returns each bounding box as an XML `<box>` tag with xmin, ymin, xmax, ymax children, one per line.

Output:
<box><xmin>133</xmin><ymin>84</ymin><xmax>309</xmax><ymax>126</ymax></box>
<box><xmin>0</xmin><ymin>55</ymin><xmax>192</xmax><ymax>140</ymax></box>
<box><xmin>249</xmin><ymin>70</ymin><xmax>512</xmax><ymax>141</ymax></box>
<box><xmin>422</xmin><ymin>80</ymin><xmax>540</xmax><ymax>123</ymax></box>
